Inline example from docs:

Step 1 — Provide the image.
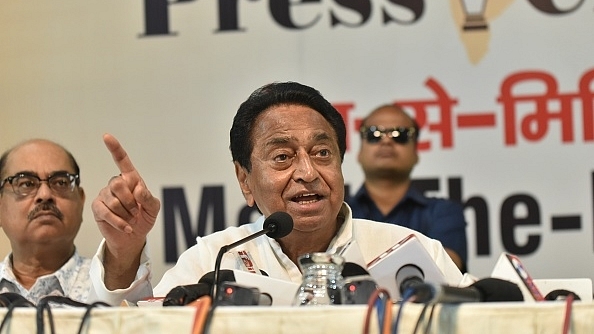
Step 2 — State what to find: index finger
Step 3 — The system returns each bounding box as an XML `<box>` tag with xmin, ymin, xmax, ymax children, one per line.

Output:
<box><xmin>102</xmin><ymin>133</ymin><xmax>138</xmax><ymax>175</ymax></box>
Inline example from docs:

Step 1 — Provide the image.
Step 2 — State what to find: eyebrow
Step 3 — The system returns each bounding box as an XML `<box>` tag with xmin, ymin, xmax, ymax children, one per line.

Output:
<box><xmin>9</xmin><ymin>170</ymin><xmax>73</xmax><ymax>177</ymax></box>
<box><xmin>265</xmin><ymin>132</ymin><xmax>334</xmax><ymax>148</ymax></box>
<box><xmin>8</xmin><ymin>170</ymin><xmax>38</xmax><ymax>177</ymax></box>
<box><xmin>266</xmin><ymin>136</ymin><xmax>291</xmax><ymax>147</ymax></box>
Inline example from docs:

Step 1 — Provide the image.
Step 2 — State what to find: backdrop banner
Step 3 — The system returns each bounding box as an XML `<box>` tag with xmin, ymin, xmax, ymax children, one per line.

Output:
<box><xmin>1</xmin><ymin>0</ymin><xmax>593</xmax><ymax>288</ymax></box>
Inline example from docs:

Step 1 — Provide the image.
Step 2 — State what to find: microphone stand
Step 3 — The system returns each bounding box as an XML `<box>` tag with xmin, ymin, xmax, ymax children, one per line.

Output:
<box><xmin>203</xmin><ymin>211</ymin><xmax>292</xmax><ymax>334</ymax></box>
<box><xmin>211</xmin><ymin>227</ymin><xmax>274</xmax><ymax>301</ymax></box>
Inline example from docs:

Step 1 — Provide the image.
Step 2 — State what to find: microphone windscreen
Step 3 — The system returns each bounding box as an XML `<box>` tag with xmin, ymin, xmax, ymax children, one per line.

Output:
<box><xmin>545</xmin><ymin>289</ymin><xmax>580</xmax><ymax>301</ymax></box>
<box><xmin>199</xmin><ymin>269</ymin><xmax>236</xmax><ymax>285</ymax></box>
<box><xmin>472</xmin><ymin>278</ymin><xmax>524</xmax><ymax>302</ymax></box>
<box><xmin>165</xmin><ymin>270</ymin><xmax>239</xmax><ymax>306</ymax></box>
<box><xmin>342</xmin><ymin>262</ymin><xmax>370</xmax><ymax>277</ymax></box>
<box><xmin>162</xmin><ymin>283</ymin><xmax>211</xmax><ymax>306</ymax></box>
<box><xmin>263</xmin><ymin>212</ymin><xmax>293</xmax><ymax>238</ymax></box>
<box><xmin>395</xmin><ymin>264</ymin><xmax>425</xmax><ymax>294</ymax></box>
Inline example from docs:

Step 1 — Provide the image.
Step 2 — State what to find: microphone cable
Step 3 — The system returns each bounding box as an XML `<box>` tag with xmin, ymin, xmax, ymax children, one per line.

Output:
<box><xmin>0</xmin><ymin>293</ymin><xmax>35</xmax><ymax>333</ymax></box>
<box><xmin>391</xmin><ymin>288</ymin><xmax>415</xmax><ymax>334</ymax></box>
<box><xmin>34</xmin><ymin>295</ymin><xmax>110</xmax><ymax>334</ymax></box>
<box><xmin>412</xmin><ymin>302</ymin><xmax>436</xmax><ymax>334</ymax></box>
<box><xmin>362</xmin><ymin>288</ymin><xmax>392</xmax><ymax>334</ymax></box>
<box><xmin>76</xmin><ymin>300</ymin><xmax>112</xmax><ymax>334</ymax></box>
<box><xmin>562</xmin><ymin>292</ymin><xmax>575</xmax><ymax>334</ymax></box>
<box><xmin>188</xmin><ymin>295</ymin><xmax>212</xmax><ymax>334</ymax></box>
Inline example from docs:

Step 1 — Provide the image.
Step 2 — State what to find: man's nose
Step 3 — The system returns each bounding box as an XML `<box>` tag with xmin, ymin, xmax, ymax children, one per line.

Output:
<box><xmin>34</xmin><ymin>181</ymin><xmax>54</xmax><ymax>202</ymax></box>
<box><xmin>293</xmin><ymin>153</ymin><xmax>319</xmax><ymax>183</ymax></box>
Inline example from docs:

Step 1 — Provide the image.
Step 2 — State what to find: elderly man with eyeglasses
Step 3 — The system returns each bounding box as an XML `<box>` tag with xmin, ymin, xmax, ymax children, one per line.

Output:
<box><xmin>347</xmin><ymin>104</ymin><xmax>468</xmax><ymax>272</ymax></box>
<box><xmin>0</xmin><ymin>139</ymin><xmax>90</xmax><ymax>304</ymax></box>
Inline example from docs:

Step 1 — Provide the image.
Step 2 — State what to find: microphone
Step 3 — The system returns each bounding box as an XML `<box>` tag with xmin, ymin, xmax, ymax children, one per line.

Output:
<box><xmin>342</xmin><ymin>262</ymin><xmax>378</xmax><ymax>305</ymax></box>
<box><xmin>407</xmin><ymin>278</ymin><xmax>524</xmax><ymax>304</ymax></box>
<box><xmin>472</xmin><ymin>277</ymin><xmax>525</xmax><ymax>302</ymax></box>
<box><xmin>162</xmin><ymin>283</ymin><xmax>210</xmax><ymax>306</ymax></box>
<box><xmin>201</xmin><ymin>270</ymin><xmax>273</xmax><ymax>306</ymax></box>
<box><xmin>211</xmin><ymin>212</ymin><xmax>293</xmax><ymax>301</ymax></box>
<box><xmin>163</xmin><ymin>270</ymin><xmax>237</xmax><ymax>306</ymax></box>
<box><xmin>164</xmin><ymin>269</ymin><xmax>271</xmax><ymax>306</ymax></box>
<box><xmin>217</xmin><ymin>282</ymin><xmax>273</xmax><ymax>306</ymax></box>
<box><xmin>395</xmin><ymin>264</ymin><xmax>425</xmax><ymax>295</ymax></box>
<box><xmin>342</xmin><ymin>262</ymin><xmax>370</xmax><ymax>277</ymax></box>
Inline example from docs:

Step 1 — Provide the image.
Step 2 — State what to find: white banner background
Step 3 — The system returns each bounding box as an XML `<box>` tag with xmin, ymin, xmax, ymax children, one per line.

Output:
<box><xmin>1</xmin><ymin>0</ymin><xmax>593</xmax><ymax>289</ymax></box>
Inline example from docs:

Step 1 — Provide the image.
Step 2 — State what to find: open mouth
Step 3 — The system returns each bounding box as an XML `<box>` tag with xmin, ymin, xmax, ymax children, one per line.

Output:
<box><xmin>292</xmin><ymin>193</ymin><xmax>323</xmax><ymax>204</ymax></box>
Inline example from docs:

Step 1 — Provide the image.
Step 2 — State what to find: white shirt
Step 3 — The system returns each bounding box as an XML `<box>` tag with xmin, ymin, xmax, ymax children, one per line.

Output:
<box><xmin>0</xmin><ymin>250</ymin><xmax>92</xmax><ymax>304</ymax></box>
<box><xmin>90</xmin><ymin>203</ymin><xmax>463</xmax><ymax>305</ymax></box>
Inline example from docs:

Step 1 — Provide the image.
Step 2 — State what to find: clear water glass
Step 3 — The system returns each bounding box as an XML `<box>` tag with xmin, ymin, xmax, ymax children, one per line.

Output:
<box><xmin>293</xmin><ymin>252</ymin><xmax>345</xmax><ymax>306</ymax></box>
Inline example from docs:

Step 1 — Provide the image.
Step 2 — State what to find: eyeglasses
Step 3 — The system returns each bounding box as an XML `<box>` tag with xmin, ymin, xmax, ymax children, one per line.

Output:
<box><xmin>360</xmin><ymin>126</ymin><xmax>418</xmax><ymax>144</ymax></box>
<box><xmin>0</xmin><ymin>172</ymin><xmax>80</xmax><ymax>197</ymax></box>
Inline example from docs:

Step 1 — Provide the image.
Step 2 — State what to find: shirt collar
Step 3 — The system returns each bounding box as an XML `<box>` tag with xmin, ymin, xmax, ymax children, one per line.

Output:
<box><xmin>1</xmin><ymin>254</ymin><xmax>17</xmax><ymax>282</ymax></box>
<box><xmin>352</xmin><ymin>184</ymin><xmax>429</xmax><ymax>207</ymax></box>
<box><xmin>0</xmin><ymin>254</ymin><xmax>19</xmax><ymax>294</ymax></box>
<box><xmin>0</xmin><ymin>250</ymin><xmax>83</xmax><ymax>297</ymax></box>
<box><xmin>263</xmin><ymin>203</ymin><xmax>354</xmax><ymax>258</ymax></box>
<box><xmin>327</xmin><ymin>203</ymin><xmax>353</xmax><ymax>253</ymax></box>
<box><xmin>403</xmin><ymin>186</ymin><xmax>430</xmax><ymax>205</ymax></box>
<box><xmin>52</xmin><ymin>250</ymin><xmax>84</xmax><ymax>297</ymax></box>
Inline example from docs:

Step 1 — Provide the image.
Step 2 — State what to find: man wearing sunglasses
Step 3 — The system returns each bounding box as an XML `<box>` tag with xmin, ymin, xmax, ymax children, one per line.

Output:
<box><xmin>347</xmin><ymin>104</ymin><xmax>468</xmax><ymax>272</ymax></box>
<box><xmin>0</xmin><ymin>139</ymin><xmax>90</xmax><ymax>304</ymax></box>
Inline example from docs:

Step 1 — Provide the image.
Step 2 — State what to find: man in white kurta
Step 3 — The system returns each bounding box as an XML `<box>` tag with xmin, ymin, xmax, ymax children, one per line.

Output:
<box><xmin>88</xmin><ymin>82</ymin><xmax>464</xmax><ymax>306</ymax></box>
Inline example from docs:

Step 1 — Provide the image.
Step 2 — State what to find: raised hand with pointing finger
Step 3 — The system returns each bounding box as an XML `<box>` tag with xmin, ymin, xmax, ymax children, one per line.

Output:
<box><xmin>91</xmin><ymin>133</ymin><xmax>161</xmax><ymax>290</ymax></box>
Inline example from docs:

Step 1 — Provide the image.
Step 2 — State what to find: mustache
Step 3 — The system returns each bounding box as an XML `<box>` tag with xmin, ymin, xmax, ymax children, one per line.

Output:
<box><xmin>28</xmin><ymin>202</ymin><xmax>64</xmax><ymax>222</ymax></box>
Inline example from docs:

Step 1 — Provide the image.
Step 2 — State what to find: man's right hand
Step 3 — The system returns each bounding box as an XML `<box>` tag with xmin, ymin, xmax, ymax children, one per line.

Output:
<box><xmin>91</xmin><ymin>133</ymin><xmax>161</xmax><ymax>289</ymax></box>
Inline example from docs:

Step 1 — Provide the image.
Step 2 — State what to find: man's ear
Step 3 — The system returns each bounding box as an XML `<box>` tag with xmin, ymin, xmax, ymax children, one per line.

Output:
<box><xmin>0</xmin><ymin>194</ymin><xmax>5</xmax><ymax>227</ymax></box>
<box><xmin>77</xmin><ymin>187</ymin><xmax>86</xmax><ymax>222</ymax></box>
<box><xmin>234</xmin><ymin>162</ymin><xmax>255</xmax><ymax>207</ymax></box>
<box><xmin>78</xmin><ymin>186</ymin><xmax>86</xmax><ymax>202</ymax></box>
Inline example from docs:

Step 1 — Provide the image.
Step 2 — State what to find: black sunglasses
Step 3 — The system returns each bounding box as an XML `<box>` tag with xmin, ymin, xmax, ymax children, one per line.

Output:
<box><xmin>360</xmin><ymin>126</ymin><xmax>417</xmax><ymax>144</ymax></box>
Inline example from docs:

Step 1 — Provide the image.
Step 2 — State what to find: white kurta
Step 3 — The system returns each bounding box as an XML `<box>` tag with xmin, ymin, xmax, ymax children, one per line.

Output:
<box><xmin>90</xmin><ymin>203</ymin><xmax>463</xmax><ymax>305</ymax></box>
